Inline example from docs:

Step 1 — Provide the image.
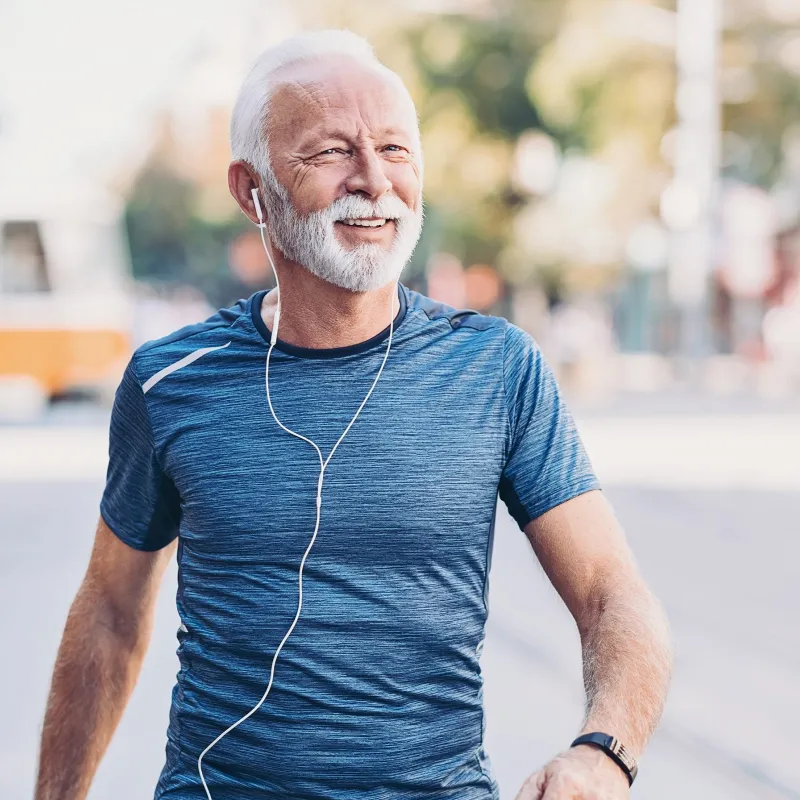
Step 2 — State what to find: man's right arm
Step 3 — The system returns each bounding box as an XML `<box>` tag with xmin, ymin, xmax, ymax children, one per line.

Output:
<box><xmin>35</xmin><ymin>516</ymin><xmax>176</xmax><ymax>800</ymax></box>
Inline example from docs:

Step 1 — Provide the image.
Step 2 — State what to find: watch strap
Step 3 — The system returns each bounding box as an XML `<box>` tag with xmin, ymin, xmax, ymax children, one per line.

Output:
<box><xmin>570</xmin><ymin>732</ymin><xmax>638</xmax><ymax>786</ymax></box>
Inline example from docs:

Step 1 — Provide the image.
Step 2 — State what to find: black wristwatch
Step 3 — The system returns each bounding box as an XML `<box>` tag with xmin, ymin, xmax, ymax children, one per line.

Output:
<box><xmin>570</xmin><ymin>732</ymin><xmax>638</xmax><ymax>786</ymax></box>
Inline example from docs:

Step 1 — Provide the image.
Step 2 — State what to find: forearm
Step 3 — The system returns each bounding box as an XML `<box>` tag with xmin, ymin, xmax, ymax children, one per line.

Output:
<box><xmin>35</xmin><ymin>586</ymin><xmax>151</xmax><ymax>800</ymax></box>
<box><xmin>578</xmin><ymin>578</ymin><xmax>673</xmax><ymax>757</ymax></box>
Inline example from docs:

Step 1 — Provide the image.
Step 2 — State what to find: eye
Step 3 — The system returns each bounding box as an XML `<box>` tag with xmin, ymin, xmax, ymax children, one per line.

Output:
<box><xmin>384</xmin><ymin>145</ymin><xmax>406</xmax><ymax>153</ymax></box>
<box><xmin>319</xmin><ymin>147</ymin><xmax>348</xmax><ymax>156</ymax></box>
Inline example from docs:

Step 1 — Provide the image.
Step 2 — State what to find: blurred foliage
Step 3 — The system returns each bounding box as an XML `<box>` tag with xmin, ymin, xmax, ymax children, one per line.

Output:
<box><xmin>720</xmin><ymin>25</ymin><xmax>800</xmax><ymax>187</ymax></box>
<box><xmin>396</xmin><ymin>0</ymin><xmax>676</xmax><ymax>293</ymax></box>
<box><xmin>403</xmin><ymin>11</ymin><xmax>552</xmax><ymax>279</ymax></box>
<box><xmin>125</xmin><ymin>160</ymin><xmax>252</xmax><ymax>307</ymax></box>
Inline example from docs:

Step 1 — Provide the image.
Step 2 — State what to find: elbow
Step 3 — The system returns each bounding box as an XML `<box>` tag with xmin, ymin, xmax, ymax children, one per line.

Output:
<box><xmin>72</xmin><ymin>581</ymin><xmax>153</xmax><ymax>660</ymax></box>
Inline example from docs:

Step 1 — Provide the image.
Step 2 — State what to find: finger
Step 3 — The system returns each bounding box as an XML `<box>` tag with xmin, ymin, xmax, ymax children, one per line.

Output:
<box><xmin>514</xmin><ymin>770</ymin><xmax>547</xmax><ymax>800</ymax></box>
<box><xmin>540</xmin><ymin>774</ymin><xmax>581</xmax><ymax>800</ymax></box>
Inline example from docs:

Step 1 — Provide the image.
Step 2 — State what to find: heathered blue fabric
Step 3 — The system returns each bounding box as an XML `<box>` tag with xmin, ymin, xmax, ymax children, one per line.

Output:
<box><xmin>100</xmin><ymin>282</ymin><xmax>600</xmax><ymax>799</ymax></box>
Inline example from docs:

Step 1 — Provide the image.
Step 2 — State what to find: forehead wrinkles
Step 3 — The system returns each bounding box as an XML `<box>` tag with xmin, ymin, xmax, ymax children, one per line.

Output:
<box><xmin>266</xmin><ymin>81</ymin><xmax>327</xmax><ymax>148</ymax></box>
<box><xmin>267</xmin><ymin>65</ymin><xmax>418</xmax><ymax>152</ymax></box>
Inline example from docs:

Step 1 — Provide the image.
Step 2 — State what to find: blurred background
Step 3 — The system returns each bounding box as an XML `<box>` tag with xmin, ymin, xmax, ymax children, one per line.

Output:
<box><xmin>1</xmin><ymin>0</ymin><xmax>798</xmax><ymax>798</ymax></box>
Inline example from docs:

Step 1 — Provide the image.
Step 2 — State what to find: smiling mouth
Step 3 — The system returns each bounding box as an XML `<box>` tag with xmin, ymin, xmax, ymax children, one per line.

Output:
<box><xmin>336</xmin><ymin>218</ymin><xmax>395</xmax><ymax>228</ymax></box>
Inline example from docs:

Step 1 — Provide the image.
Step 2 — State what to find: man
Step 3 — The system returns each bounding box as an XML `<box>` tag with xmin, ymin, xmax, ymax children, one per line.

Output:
<box><xmin>35</xmin><ymin>29</ymin><xmax>672</xmax><ymax>800</ymax></box>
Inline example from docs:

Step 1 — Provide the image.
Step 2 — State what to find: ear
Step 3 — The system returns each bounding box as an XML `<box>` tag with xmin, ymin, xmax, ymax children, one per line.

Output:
<box><xmin>228</xmin><ymin>161</ymin><xmax>263</xmax><ymax>226</ymax></box>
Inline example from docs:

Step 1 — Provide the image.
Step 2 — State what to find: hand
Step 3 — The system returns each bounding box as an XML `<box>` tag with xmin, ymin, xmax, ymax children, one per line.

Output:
<box><xmin>514</xmin><ymin>745</ymin><xmax>631</xmax><ymax>799</ymax></box>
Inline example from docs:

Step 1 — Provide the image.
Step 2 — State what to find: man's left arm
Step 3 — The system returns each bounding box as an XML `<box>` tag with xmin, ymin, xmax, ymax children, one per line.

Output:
<box><xmin>515</xmin><ymin>489</ymin><xmax>673</xmax><ymax>800</ymax></box>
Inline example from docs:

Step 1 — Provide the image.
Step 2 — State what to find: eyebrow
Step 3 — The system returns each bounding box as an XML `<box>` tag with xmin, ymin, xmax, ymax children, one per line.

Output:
<box><xmin>298</xmin><ymin>126</ymin><xmax>414</xmax><ymax>152</ymax></box>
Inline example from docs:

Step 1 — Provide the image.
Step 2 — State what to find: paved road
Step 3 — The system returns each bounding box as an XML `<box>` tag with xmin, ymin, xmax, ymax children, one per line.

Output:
<box><xmin>1</xmin><ymin>413</ymin><xmax>798</xmax><ymax>799</ymax></box>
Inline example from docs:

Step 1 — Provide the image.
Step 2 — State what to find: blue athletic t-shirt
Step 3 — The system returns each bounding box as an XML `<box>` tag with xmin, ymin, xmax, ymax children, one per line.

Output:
<box><xmin>100</xmin><ymin>282</ymin><xmax>599</xmax><ymax>799</ymax></box>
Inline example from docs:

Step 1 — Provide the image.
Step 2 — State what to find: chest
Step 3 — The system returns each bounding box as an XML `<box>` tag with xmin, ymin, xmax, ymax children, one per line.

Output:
<box><xmin>154</xmin><ymin>350</ymin><xmax>507</xmax><ymax>567</ymax></box>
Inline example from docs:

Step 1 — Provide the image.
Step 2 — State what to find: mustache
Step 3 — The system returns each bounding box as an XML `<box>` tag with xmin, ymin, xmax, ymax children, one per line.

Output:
<box><xmin>315</xmin><ymin>193</ymin><xmax>418</xmax><ymax>223</ymax></box>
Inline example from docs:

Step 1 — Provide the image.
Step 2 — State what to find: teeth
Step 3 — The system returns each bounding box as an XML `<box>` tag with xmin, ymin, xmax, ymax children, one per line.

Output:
<box><xmin>340</xmin><ymin>218</ymin><xmax>387</xmax><ymax>227</ymax></box>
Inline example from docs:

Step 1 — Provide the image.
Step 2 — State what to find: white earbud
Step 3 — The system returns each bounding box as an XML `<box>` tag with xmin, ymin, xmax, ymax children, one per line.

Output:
<box><xmin>251</xmin><ymin>187</ymin><xmax>265</xmax><ymax>227</ymax></box>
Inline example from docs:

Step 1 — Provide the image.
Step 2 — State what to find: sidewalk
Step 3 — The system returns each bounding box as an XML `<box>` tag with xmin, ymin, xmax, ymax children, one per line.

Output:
<box><xmin>3</xmin><ymin>407</ymin><xmax>799</xmax><ymax>490</ymax></box>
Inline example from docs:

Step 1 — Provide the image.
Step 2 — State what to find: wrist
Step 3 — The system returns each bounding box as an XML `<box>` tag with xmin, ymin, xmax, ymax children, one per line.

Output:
<box><xmin>570</xmin><ymin>744</ymin><xmax>630</xmax><ymax>789</ymax></box>
<box><xmin>570</xmin><ymin>732</ymin><xmax>638</xmax><ymax>787</ymax></box>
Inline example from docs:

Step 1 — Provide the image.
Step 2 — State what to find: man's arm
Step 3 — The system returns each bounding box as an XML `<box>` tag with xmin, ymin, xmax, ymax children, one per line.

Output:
<box><xmin>515</xmin><ymin>490</ymin><xmax>673</xmax><ymax>799</ymax></box>
<box><xmin>35</xmin><ymin>517</ymin><xmax>176</xmax><ymax>800</ymax></box>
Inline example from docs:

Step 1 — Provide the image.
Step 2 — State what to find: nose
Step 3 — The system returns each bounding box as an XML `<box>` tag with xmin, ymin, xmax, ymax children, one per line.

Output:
<box><xmin>345</xmin><ymin>147</ymin><xmax>392</xmax><ymax>200</ymax></box>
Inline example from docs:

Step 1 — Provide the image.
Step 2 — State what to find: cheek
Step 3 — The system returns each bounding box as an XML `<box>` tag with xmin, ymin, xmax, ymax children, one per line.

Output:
<box><xmin>291</xmin><ymin>167</ymin><xmax>345</xmax><ymax>215</ymax></box>
<box><xmin>390</xmin><ymin>164</ymin><xmax>422</xmax><ymax>210</ymax></box>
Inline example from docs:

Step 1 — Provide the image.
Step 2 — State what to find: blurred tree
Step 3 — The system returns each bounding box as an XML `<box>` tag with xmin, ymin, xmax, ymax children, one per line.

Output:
<box><xmin>398</xmin><ymin>0</ymin><xmax>677</xmax><ymax>294</ymax></box>
<box><xmin>124</xmin><ymin>160</ymin><xmax>252</xmax><ymax>307</ymax></box>
<box><xmin>404</xmin><ymin>8</ymin><xmax>559</xmax><ymax>280</ymax></box>
<box><xmin>720</xmin><ymin>9</ymin><xmax>800</xmax><ymax>188</ymax></box>
<box><xmin>123</xmin><ymin>109</ymin><xmax>254</xmax><ymax>308</ymax></box>
<box><xmin>124</xmin><ymin>165</ymin><xmax>193</xmax><ymax>285</ymax></box>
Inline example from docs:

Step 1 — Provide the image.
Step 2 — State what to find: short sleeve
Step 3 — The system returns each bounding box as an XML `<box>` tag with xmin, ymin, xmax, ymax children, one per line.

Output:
<box><xmin>100</xmin><ymin>356</ymin><xmax>181</xmax><ymax>551</ymax></box>
<box><xmin>498</xmin><ymin>323</ymin><xmax>600</xmax><ymax>531</ymax></box>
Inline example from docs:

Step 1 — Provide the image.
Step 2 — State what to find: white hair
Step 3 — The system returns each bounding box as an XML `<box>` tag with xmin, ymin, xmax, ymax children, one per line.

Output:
<box><xmin>230</xmin><ymin>29</ymin><xmax>418</xmax><ymax>183</ymax></box>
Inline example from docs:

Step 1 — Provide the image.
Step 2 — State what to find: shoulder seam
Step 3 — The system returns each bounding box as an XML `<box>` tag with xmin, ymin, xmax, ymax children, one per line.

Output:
<box><xmin>129</xmin><ymin>353</ymin><xmax>170</xmax><ymax>476</ymax></box>
<box><xmin>408</xmin><ymin>304</ymin><xmax>503</xmax><ymax>335</ymax></box>
<box><xmin>409</xmin><ymin>305</ymin><xmax>458</xmax><ymax>335</ymax></box>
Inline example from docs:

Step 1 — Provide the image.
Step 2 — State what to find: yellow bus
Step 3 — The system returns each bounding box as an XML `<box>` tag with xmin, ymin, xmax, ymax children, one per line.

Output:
<box><xmin>0</xmin><ymin>193</ymin><xmax>132</xmax><ymax>404</ymax></box>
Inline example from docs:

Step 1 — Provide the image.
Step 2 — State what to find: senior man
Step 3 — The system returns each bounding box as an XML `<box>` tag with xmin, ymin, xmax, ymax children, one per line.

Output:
<box><xmin>35</xmin><ymin>29</ymin><xmax>672</xmax><ymax>800</ymax></box>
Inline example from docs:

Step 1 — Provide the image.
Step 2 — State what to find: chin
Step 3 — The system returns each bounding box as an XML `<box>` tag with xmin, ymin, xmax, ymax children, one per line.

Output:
<box><xmin>328</xmin><ymin>269</ymin><xmax>404</xmax><ymax>294</ymax></box>
<box><xmin>306</xmin><ymin>258</ymin><xmax>406</xmax><ymax>294</ymax></box>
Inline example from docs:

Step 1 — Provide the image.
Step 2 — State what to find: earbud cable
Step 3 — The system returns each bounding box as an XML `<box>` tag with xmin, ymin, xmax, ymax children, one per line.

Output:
<box><xmin>198</xmin><ymin>208</ymin><xmax>397</xmax><ymax>799</ymax></box>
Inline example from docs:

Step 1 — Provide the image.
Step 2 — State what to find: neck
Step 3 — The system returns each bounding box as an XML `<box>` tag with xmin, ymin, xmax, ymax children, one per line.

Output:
<box><xmin>259</xmin><ymin>259</ymin><xmax>399</xmax><ymax>350</ymax></box>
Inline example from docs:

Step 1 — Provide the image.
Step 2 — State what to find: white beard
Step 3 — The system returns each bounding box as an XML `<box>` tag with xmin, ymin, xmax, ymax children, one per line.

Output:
<box><xmin>261</xmin><ymin>177</ymin><xmax>424</xmax><ymax>293</ymax></box>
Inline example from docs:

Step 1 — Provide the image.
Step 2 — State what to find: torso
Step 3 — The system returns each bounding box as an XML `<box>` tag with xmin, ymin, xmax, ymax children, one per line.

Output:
<box><xmin>136</xmin><ymin>284</ymin><xmax>507</xmax><ymax>799</ymax></box>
